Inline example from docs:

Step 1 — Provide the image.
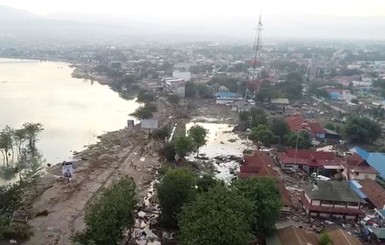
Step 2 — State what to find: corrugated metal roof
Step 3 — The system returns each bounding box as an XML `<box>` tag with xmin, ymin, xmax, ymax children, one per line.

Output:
<box><xmin>303</xmin><ymin>180</ymin><xmax>363</xmax><ymax>203</ymax></box>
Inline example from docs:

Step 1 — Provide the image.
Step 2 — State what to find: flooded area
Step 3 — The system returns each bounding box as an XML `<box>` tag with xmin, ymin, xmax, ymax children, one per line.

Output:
<box><xmin>0</xmin><ymin>58</ymin><xmax>140</xmax><ymax>164</ymax></box>
<box><xmin>186</xmin><ymin>119</ymin><xmax>253</xmax><ymax>182</ymax></box>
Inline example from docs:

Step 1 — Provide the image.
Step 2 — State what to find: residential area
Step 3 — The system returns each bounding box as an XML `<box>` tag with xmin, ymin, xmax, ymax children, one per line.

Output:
<box><xmin>2</xmin><ymin>16</ymin><xmax>385</xmax><ymax>245</ymax></box>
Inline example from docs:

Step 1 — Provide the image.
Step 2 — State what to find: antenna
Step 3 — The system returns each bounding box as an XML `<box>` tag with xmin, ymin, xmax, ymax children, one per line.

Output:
<box><xmin>253</xmin><ymin>14</ymin><xmax>263</xmax><ymax>68</ymax></box>
<box><xmin>250</xmin><ymin>14</ymin><xmax>263</xmax><ymax>91</ymax></box>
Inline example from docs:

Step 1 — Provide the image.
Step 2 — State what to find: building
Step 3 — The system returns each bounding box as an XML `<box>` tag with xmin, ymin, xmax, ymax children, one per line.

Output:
<box><xmin>265</xmin><ymin>225</ymin><xmax>319</xmax><ymax>245</ymax></box>
<box><xmin>278</xmin><ymin>149</ymin><xmax>342</xmax><ymax>174</ymax></box>
<box><xmin>214</xmin><ymin>92</ymin><xmax>239</xmax><ymax>105</ymax></box>
<box><xmin>231</xmin><ymin>100</ymin><xmax>255</xmax><ymax>112</ymax></box>
<box><xmin>302</xmin><ymin>180</ymin><xmax>365</xmax><ymax>219</ymax></box>
<box><xmin>162</xmin><ymin>77</ymin><xmax>185</xmax><ymax>97</ymax></box>
<box><xmin>328</xmin><ymin>229</ymin><xmax>363</xmax><ymax>245</ymax></box>
<box><xmin>325</xmin><ymin>88</ymin><xmax>355</xmax><ymax>101</ymax></box>
<box><xmin>266</xmin><ymin>226</ymin><xmax>362</xmax><ymax>245</ymax></box>
<box><xmin>239</xmin><ymin>151</ymin><xmax>293</xmax><ymax>211</ymax></box>
<box><xmin>366</xmin><ymin>226</ymin><xmax>385</xmax><ymax>244</ymax></box>
<box><xmin>285</xmin><ymin>113</ymin><xmax>327</xmax><ymax>139</ymax></box>
<box><xmin>351</xmin><ymin>178</ymin><xmax>385</xmax><ymax>215</ymax></box>
<box><xmin>343</xmin><ymin>153</ymin><xmax>377</xmax><ymax>181</ymax></box>
<box><xmin>350</xmin><ymin>147</ymin><xmax>385</xmax><ymax>184</ymax></box>
<box><xmin>270</xmin><ymin>98</ymin><xmax>289</xmax><ymax>109</ymax></box>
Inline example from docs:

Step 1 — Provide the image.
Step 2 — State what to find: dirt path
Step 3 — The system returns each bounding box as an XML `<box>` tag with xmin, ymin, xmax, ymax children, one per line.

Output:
<box><xmin>23</xmin><ymin>128</ymin><xmax>161</xmax><ymax>245</ymax></box>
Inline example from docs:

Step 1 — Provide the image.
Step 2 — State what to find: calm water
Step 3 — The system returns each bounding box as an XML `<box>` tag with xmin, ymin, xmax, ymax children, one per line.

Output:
<box><xmin>0</xmin><ymin>58</ymin><xmax>139</xmax><ymax>164</ymax></box>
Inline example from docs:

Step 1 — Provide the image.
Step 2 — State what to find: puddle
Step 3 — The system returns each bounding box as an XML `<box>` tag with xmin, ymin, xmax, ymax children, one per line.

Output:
<box><xmin>185</xmin><ymin>120</ymin><xmax>253</xmax><ymax>183</ymax></box>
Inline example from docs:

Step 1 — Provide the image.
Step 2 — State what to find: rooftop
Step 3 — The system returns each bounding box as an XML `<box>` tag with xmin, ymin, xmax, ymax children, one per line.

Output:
<box><xmin>351</xmin><ymin>146</ymin><xmax>385</xmax><ymax>179</ymax></box>
<box><xmin>265</xmin><ymin>225</ymin><xmax>319</xmax><ymax>245</ymax></box>
<box><xmin>328</xmin><ymin>229</ymin><xmax>363</xmax><ymax>245</ymax></box>
<box><xmin>358</xmin><ymin>178</ymin><xmax>385</xmax><ymax>209</ymax></box>
<box><xmin>240</xmin><ymin>151</ymin><xmax>293</xmax><ymax>207</ymax></box>
<box><xmin>303</xmin><ymin>180</ymin><xmax>363</xmax><ymax>203</ymax></box>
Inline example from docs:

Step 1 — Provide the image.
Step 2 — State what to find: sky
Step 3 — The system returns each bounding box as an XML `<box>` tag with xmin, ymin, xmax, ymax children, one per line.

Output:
<box><xmin>1</xmin><ymin>0</ymin><xmax>385</xmax><ymax>19</ymax></box>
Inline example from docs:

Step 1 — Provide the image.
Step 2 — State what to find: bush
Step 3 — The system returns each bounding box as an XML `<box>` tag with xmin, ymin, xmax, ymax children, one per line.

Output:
<box><xmin>159</xmin><ymin>143</ymin><xmax>177</xmax><ymax>161</ymax></box>
<box><xmin>71</xmin><ymin>176</ymin><xmax>136</xmax><ymax>245</ymax></box>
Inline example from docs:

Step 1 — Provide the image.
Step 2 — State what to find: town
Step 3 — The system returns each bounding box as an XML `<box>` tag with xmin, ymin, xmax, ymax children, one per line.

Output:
<box><xmin>1</xmin><ymin>9</ymin><xmax>385</xmax><ymax>245</ymax></box>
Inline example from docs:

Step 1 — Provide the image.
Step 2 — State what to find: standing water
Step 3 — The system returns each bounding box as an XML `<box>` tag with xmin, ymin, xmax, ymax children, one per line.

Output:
<box><xmin>0</xmin><ymin>58</ymin><xmax>139</xmax><ymax>166</ymax></box>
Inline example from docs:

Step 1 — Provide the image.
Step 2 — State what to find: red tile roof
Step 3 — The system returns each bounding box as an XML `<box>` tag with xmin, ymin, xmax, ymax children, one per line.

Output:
<box><xmin>240</xmin><ymin>151</ymin><xmax>293</xmax><ymax>207</ymax></box>
<box><xmin>279</xmin><ymin>149</ymin><xmax>341</xmax><ymax>167</ymax></box>
<box><xmin>328</xmin><ymin>229</ymin><xmax>362</xmax><ymax>245</ymax></box>
<box><xmin>275</xmin><ymin>225</ymin><xmax>319</xmax><ymax>245</ymax></box>
<box><xmin>358</xmin><ymin>179</ymin><xmax>385</xmax><ymax>209</ymax></box>
<box><xmin>285</xmin><ymin>114</ymin><xmax>327</xmax><ymax>136</ymax></box>
<box><xmin>301</xmin><ymin>193</ymin><xmax>364</xmax><ymax>215</ymax></box>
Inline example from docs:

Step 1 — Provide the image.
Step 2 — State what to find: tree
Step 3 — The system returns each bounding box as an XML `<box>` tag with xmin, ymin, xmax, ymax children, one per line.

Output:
<box><xmin>188</xmin><ymin>125</ymin><xmax>208</xmax><ymax>154</ymax></box>
<box><xmin>324</xmin><ymin>123</ymin><xmax>335</xmax><ymax>131</ymax></box>
<box><xmin>233</xmin><ymin>177</ymin><xmax>282</xmax><ymax>238</ymax></box>
<box><xmin>285</xmin><ymin>131</ymin><xmax>312</xmax><ymax>149</ymax></box>
<box><xmin>157</xmin><ymin>168</ymin><xmax>196</xmax><ymax>229</ymax></box>
<box><xmin>152</xmin><ymin>126</ymin><xmax>170</xmax><ymax>143</ymax></box>
<box><xmin>72</xmin><ymin>176</ymin><xmax>136</xmax><ymax>245</ymax></box>
<box><xmin>319</xmin><ymin>232</ymin><xmax>333</xmax><ymax>245</ymax></box>
<box><xmin>343</xmin><ymin>116</ymin><xmax>381</xmax><ymax>144</ymax></box>
<box><xmin>131</xmin><ymin>106</ymin><xmax>153</xmax><ymax>119</ymax></box>
<box><xmin>0</xmin><ymin>126</ymin><xmax>13</xmax><ymax>167</ymax></box>
<box><xmin>270</xmin><ymin>118</ymin><xmax>290</xmax><ymax>139</ymax></box>
<box><xmin>167</xmin><ymin>94</ymin><xmax>180</xmax><ymax>108</ymax></box>
<box><xmin>249</xmin><ymin>125</ymin><xmax>275</xmax><ymax>146</ymax></box>
<box><xmin>22</xmin><ymin>123</ymin><xmax>43</xmax><ymax>158</ymax></box>
<box><xmin>136</xmin><ymin>89</ymin><xmax>155</xmax><ymax>104</ymax></box>
<box><xmin>196</xmin><ymin>174</ymin><xmax>222</xmax><ymax>193</ymax></box>
<box><xmin>178</xmin><ymin>184</ymin><xmax>253</xmax><ymax>245</ymax></box>
<box><xmin>351</xmin><ymin>98</ymin><xmax>359</xmax><ymax>104</ymax></box>
<box><xmin>174</xmin><ymin>136</ymin><xmax>195</xmax><ymax>157</ymax></box>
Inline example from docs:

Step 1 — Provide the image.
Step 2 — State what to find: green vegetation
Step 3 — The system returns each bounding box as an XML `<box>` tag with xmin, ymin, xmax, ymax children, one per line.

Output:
<box><xmin>249</xmin><ymin>125</ymin><xmax>275</xmax><ymax>146</ymax></box>
<box><xmin>343</xmin><ymin>116</ymin><xmax>381</xmax><ymax>144</ymax></box>
<box><xmin>269</xmin><ymin>118</ymin><xmax>290</xmax><ymax>140</ymax></box>
<box><xmin>185</xmin><ymin>82</ymin><xmax>213</xmax><ymax>99</ymax></box>
<box><xmin>233</xmin><ymin>177</ymin><xmax>281</xmax><ymax>238</ymax></box>
<box><xmin>167</xmin><ymin>94</ymin><xmax>180</xmax><ymax>108</ymax></box>
<box><xmin>0</xmin><ymin>123</ymin><xmax>44</xmax><ymax>241</ymax></box>
<box><xmin>285</xmin><ymin>131</ymin><xmax>312</xmax><ymax>149</ymax></box>
<box><xmin>157</xmin><ymin>168</ymin><xmax>197</xmax><ymax>229</ymax></box>
<box><xmin>238</xmin><ymin>108</ymin><xmax>267</xmax><ymax>130</ymax></box>
<box><xmin>319</xmin><ymin>232</ymin><xmax>333</xmax><ymax>245</ymax></box>
<box><xmin>174</xmin><ymin>136</ymin><xmax>195</xmax><ymax>157</ymax></box>
<box><xmin>178</xmin><ymin>184</ymin><xmax>253</xmax><ymax>245</ymax></box>
<box><xmin>72</xmin><ymin>176</ymin><xmax>136</xmax><ymax>245</ymax></box>
<box><xmin>208</xmin><ymin>76</ymin><xmax>248</xmax><ymax>94</ymax></box>
<box><xmin>152</xmin><ymin>126</ymin><xmax>171</xmax><ymax>143</ymax></box>
<box><xmin>324</xmin><ymin>123</ymin><xmax>335</xmax><ymax>131</ymax></box>
<box><xmin>187</xmin><ymin>125</ymin><xmax>208</xmax><ymax>154</ymax></box>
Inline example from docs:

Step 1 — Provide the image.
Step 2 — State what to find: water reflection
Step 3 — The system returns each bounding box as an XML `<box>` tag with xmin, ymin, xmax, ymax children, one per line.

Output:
<box><xmin>0</xmin><ymin>58</ymin><xmax>139</xmax><ymax>164</ymax></box>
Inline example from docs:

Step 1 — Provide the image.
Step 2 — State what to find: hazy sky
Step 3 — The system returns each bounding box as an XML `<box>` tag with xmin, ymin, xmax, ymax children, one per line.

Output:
<box><xmin>1</xmin><ymin>0</ymin><xmax>385</xmax><ymax>18</ymax></box>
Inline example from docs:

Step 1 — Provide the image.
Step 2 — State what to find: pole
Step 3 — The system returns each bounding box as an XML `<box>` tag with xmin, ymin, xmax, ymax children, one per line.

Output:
<box><xmin>294</xmin><ymin>132</ymin><xmax>299</xmax><ymax>170</ymax></box>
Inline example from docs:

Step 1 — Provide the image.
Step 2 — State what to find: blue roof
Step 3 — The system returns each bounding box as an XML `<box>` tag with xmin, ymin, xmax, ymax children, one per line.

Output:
<box><xmin>215</xmin><ymin>92</ymin><xmax>237</xmax><ymax>98</ymax></box>
<box><xmin>351</xmin><ymin>146</ymin><xmax>370</xmax><ymax>159</ymax></box>
<box><xmin>366</xmin><ymin>153</ymin><xmax>385</xmax><ymax>179</ymax></box>
<box><xmin>349</xmin><ymin>180</ymin><xmax>367</xmax><ymax>199</ymax></box>
<box><xmin>351</xmin><ymin>146</ymin><xmax>385</xmax><ymax>179</ymax></box>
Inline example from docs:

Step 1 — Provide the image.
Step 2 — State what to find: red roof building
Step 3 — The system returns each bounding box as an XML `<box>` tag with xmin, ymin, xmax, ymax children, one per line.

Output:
<box><xmin>343</xmin><ymin>153</ymin><xmax>377</xmax><ymax>181</ymax></box>
<box><xmin>240</xmin><ymin>151</ymin><xmax>293</xmax><ymax>210</ymax></box>
<box><xmin>357</xmin><ymin>178</ymin><xmax>385</xmax><ymax>210</ymax></box>
<box><xmin>285</xmin><ymin>114</ymin><xmax>327</xmax><ymax>138</ymax></box>
<box><xmin>278</xmin><ymin>149</ymin><xmax>342</xmax><ymax>173</ymax></box>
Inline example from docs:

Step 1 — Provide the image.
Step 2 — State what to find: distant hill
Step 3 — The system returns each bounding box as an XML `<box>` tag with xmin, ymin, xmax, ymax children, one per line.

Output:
<box><xmin>0</xmin><ymin>4</ymin><xmax>40</xmax><ymax>20</ymax></box>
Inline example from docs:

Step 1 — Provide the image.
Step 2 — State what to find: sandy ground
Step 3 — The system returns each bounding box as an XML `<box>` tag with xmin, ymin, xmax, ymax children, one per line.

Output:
<box><xmin>22</xmin><ymin>127</ymin><xmax>162</xmax><ymax>245</ymax></box>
